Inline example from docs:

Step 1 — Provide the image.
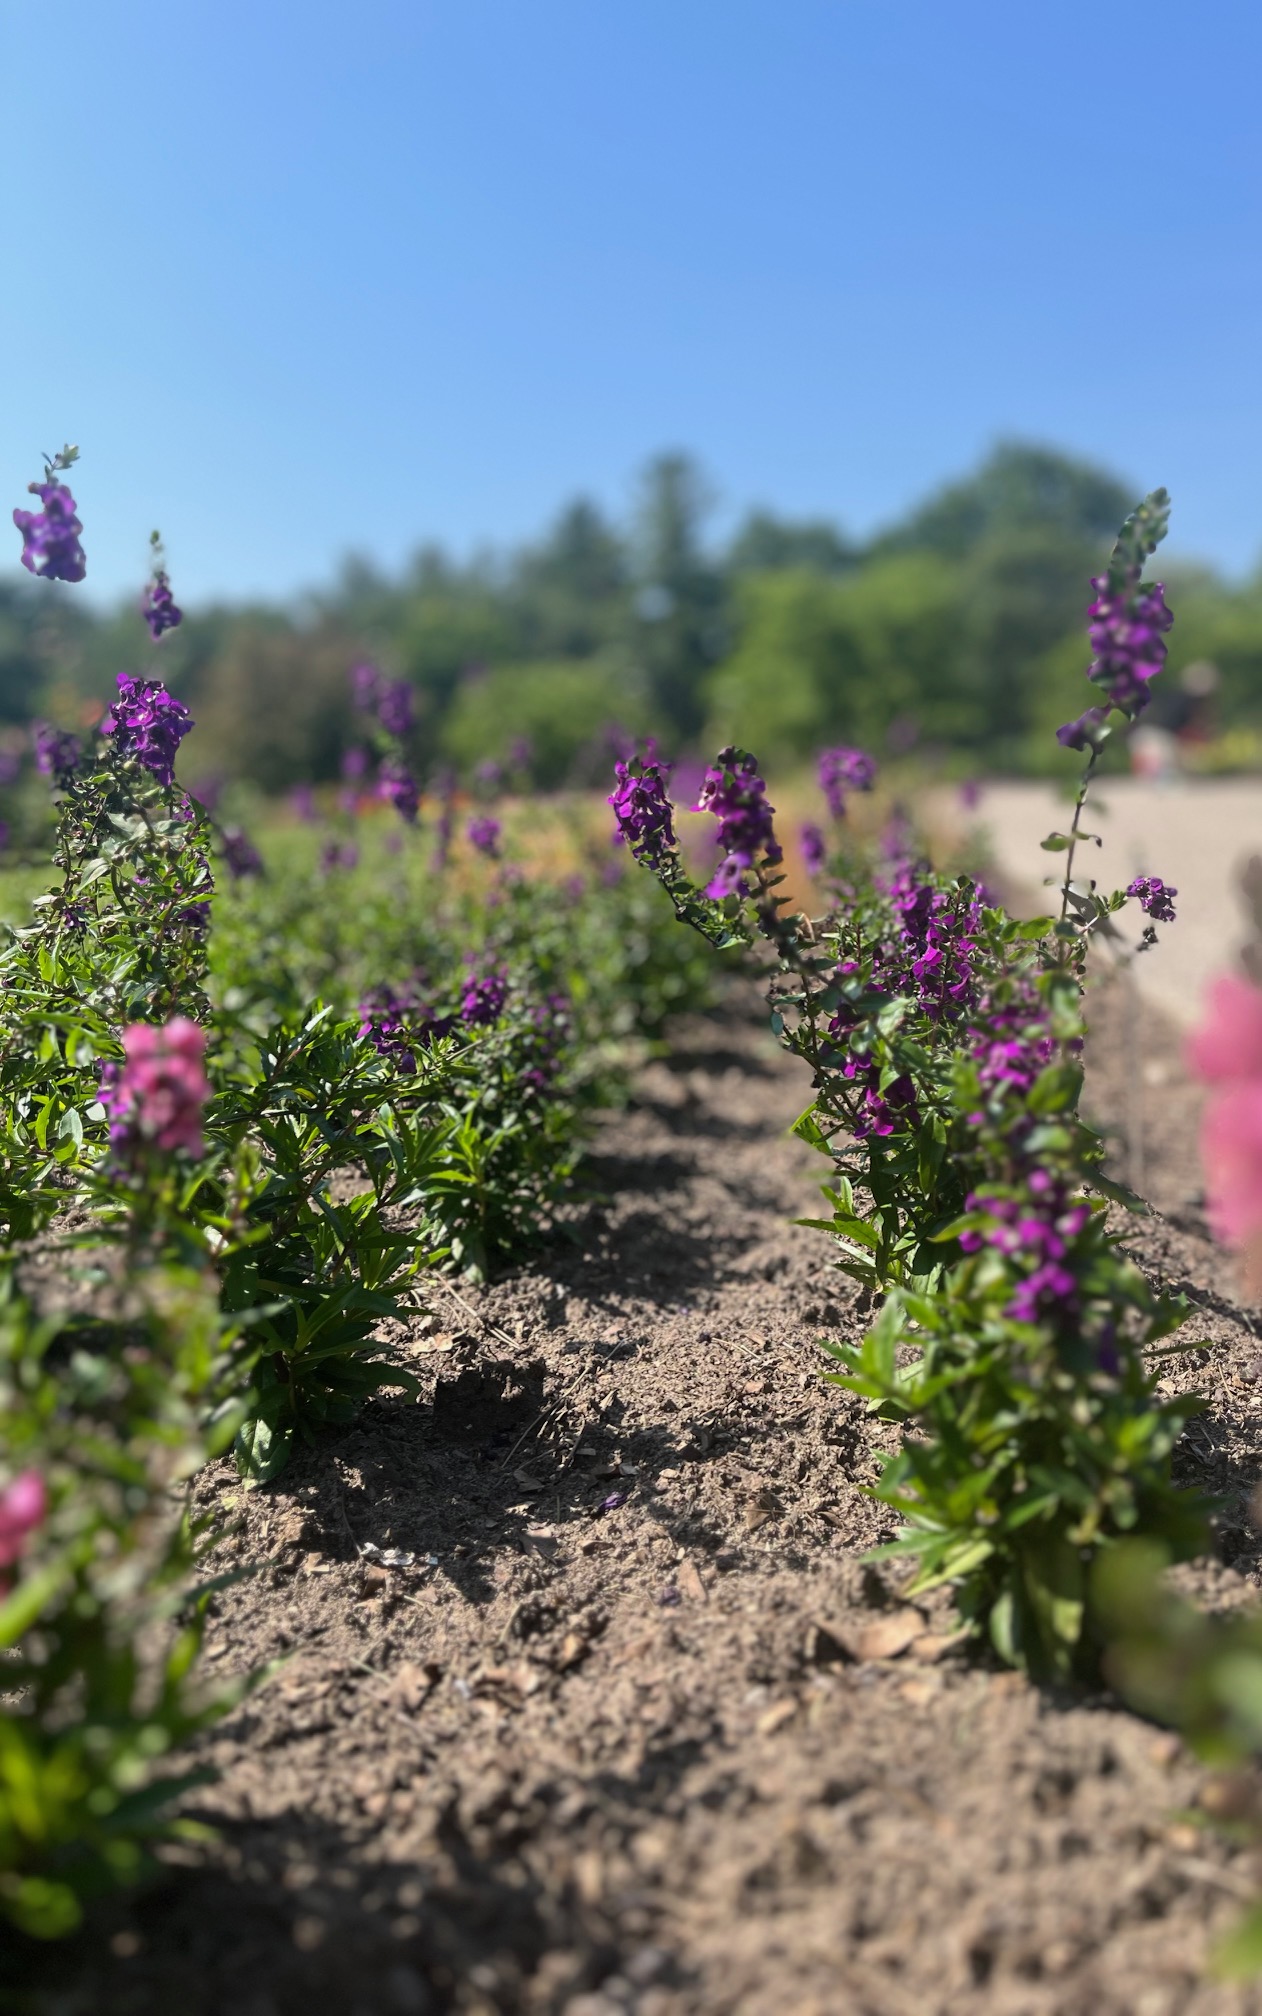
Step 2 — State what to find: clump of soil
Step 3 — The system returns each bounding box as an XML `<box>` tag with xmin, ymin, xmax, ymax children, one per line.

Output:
<box><xmin>7</xmin><ymin>987</ymin><xmax>1262</xmax><ymax>2016</ymax></box>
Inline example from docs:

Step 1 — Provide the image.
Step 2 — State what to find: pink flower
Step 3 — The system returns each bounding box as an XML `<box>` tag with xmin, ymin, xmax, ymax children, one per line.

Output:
<box><xmin>1200</xmin><ymin>1085</ymin><xmax>1262</xmax><ymax>1247</ymax></box>
<box><xmin>1186</xmin><ymin>974</ymin><xmax>1262</xmax><ymax>1085</ymax></box>
<box><xmin>0</xmin><ymin>1471</ymin><xmax>47</xmax><ymax>1594</ymax></box>
<box><xmin>102</xmin><ymin>1017</ymin><xmax>210</xmax><ymax>1158</ymax></box>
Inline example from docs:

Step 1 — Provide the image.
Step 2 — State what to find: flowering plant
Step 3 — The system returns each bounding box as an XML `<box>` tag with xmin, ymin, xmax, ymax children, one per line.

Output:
<box><xmin>616</xmin><ymin>490</ymin><xmax>1206</xmax><ymax>1679</ymax></box>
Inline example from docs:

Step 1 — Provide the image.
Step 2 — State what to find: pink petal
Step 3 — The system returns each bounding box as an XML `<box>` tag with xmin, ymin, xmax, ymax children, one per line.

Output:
<box><xmin>1187</xmin><ymin>974</ymin><xmax>1262</xmax><ymax>1084</ymax></box>
<box><xmin>1201</xmin><ymin>1085</ymin><xmax>1262</xmax><ymax>1245</ymax></box>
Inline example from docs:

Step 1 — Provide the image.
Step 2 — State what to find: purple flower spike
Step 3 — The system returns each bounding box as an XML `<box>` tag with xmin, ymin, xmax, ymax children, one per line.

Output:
<box><xmin>1086</xmin><ymin>575</ymin><xmax>1173</xmax><ymax>719</ymax></box>
<box><xmin>378</xmin><ymin>679</ymin><xmax>414</xmax><ymax>738</ymax></box>
<box><xmin>1056</xmin><ymin>707</ymin><xmax>1111</xmax><ymax>752</ymax></box>
<box><xmin>350</xmin><ymin>661</ymin><xmax>383</xmax><ymax>712</ymax></box>
<box><xmin>460</xmin><ymin>964</ymin><xmax>508</xmax><ymax>1025</ymax></box>
<box><xmin>32</xmin><ymin>722</ymin><xmax>82</xmax><ymax>781</ymax></box>
<box><xmin>378</xmin><ymin>758</ymin><xmax>420</xmax><ymax>824</ymax></box>
<box><xmin>467</xmin><ymin>814</ymin><xmax>501</xmax><ymax>858</ymax></box>
<box><xmin>800</xmin><ymin>821</ymin><xmax>827</xmax><ymax>877</ymax></box>
<box><xmin>143</xmin><ymin>570</ymin><xmax>183</xmax><ymax>640</ymax></box>
<box><xmin>1126</xmin><ymin>875</ymin><xmax>1177</xmax><ymax>923</ymax></box>
<box><xmin>609</xmin><ymin>757</ymin><xmax>677</xmax><ymax>866</ymax></box>
<box><xmin>100</xmin><ymin>673</ymin><xmax>193</xmax><ymax>787</ymax></box>
<box><xmin>221</xmin><ymin>826</ymin><xmax>263</xmax><ymax>879</ymax></box>
<box><xmin>13</xmin><ymin>478</ymin><xmax>86</xmax><ymax>583</ymax></box>
<box><xmin>817</xmin><ymin>746</ymin><xmax>877</xmax><ymax>820</ymax></box>
<box><xmin>695</xmin><ymin>745</ymin><xmax>782</xmax><ymax>898</ymax></box>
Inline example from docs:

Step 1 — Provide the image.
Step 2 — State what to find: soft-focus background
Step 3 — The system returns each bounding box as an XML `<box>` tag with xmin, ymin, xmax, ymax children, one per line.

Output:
<box><xmin>6</xmin><ymin>0</ymin><xmax>1262</xmax><ymax>1011</ymax></box>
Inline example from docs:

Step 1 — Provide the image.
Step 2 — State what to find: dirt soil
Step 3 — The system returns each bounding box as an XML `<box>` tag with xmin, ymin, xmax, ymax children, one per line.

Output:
<box><xmin>8</xmin><ymin>982</ymin><xmax>1262</xmax><ymax>2016</ymax></box>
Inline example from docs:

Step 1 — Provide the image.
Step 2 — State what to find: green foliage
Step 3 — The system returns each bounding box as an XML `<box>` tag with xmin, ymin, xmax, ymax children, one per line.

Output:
<box><xmin>8</xmin><ymin>441</ymin><xmax>1262</xmax><ymax>802</ymax></box>
<box><xmin>442</xmin><ymin>658</ymin><xmax>647</xmax><ymax>787</ymax></box>
<box><xmin>0</xmin><ymin>1267</ymin><xmax>254</xmax><ymax>1936</ymax></box>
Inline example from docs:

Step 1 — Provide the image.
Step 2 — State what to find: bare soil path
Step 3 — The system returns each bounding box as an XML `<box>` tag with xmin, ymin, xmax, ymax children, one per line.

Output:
<box><xmin>8</xmin><ymin>989</ymin><xmax>1262</xmax><ymax>2016</ymax></box>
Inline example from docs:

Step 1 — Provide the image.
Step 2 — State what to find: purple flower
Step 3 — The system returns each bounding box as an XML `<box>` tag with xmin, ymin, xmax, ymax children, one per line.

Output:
<box><xmin>377</xmin><ymin>679</ymin><xmax>414</xmax><ymax>738</ymax></box>
<box><xmin>818</xmin><ymin>746</ymin><xmax>877</xmax><ymax>820</ymax></box>
<box><xmin>13</xmin><ymin>479</ymin><xmax>86</xmax><ymax>583</ymax></box>
<box><xmin>320</xmin><ymin>840</ymin><xmax>359</xmax><ymax>873</ymax></box>
<box><xmin>1086</xmin><ymin>575</ymin><xmax>1173</xmax><ymax>718</ymax></box>
<box><xmin>695</xmin><ymin>746</ymin><xmax>782</xmax><ymax>898</ymax></box>
<box><xmin>341</xmin><ymin>746</ymin><xmax>370</xmax><ymax>783</ymax></box>
<box><xmin>290</xmin><ymin>782</ymin><xmax>317</xmax><ymax>822</ymax></box>
<box><xmin>800</xmin><ymin>821</ymin><xmax>827</xmax><ymax>877</ymax></box>
<box><xmin>467</xmin><ymin>815</ymin><xmax>501</xmax><ymax>858</ymax></box>
<box><xmin>189</xmin><ymin>773</ymin><xmax>223</xmax><ymax>812</ymax></box>
<box><xmin>474</xmin><ymin>758</ymin><xmax>505</xmax><ymax>797</ymax></box>
<box><xmin>378</xmin><ymin>758</ymin><xmax>420</xmax><ymax>824</ymax></box>
<box><xmin>142</xmin><ymin>570</ymin><xmax>183</xmax><ymax>641</ymax></box>
<box><xmin>350</xmin><ymin>661</ymin><xmax>383</xmax><ymax>712</ymax></box>
<box><xmin>508</xmin><ymin>735</ymin><xmax>532</xmax><ymax>770</ymax></box>
<box><xmin>958</xmin><ymin>779</ymin><xmax>983</xmax><ymax>811</ymax></box>
<box><xmin>100</xmin><ymin>673</ymin><xmax>194</xmax><ymax>787</ymax></box>
<box><xmin>1056</xmin><ymin>707</ymin><xmax>1111</xmax><ymax>752</ymax></box>
<box><xmin>221</xmin><ymin>825</ymin><xmax>263</xmax><ymax>879</ymax></box>
<box><xmin>32</xmin><ymin>722</ymin><xmax>82</xmax><ymax>781</ymax></box>
<box><xmin>1126</xmin><ymin>875</ymin><xmax>1177</xmax><ymax>923</ymax></box>
<box><xmin>460</xmin><ymin>965</ymin><xmax>508</xmax><ymax>1025</ymax></box>
<box><xmin>358</xmin><ymin>985</ymin><xmax>418</xmax><ymax>1074</ymax></box>
<box><xmin>608</xmin><ymin>758</ymin><xmax>677</xmax><ymax>866</ymax></box>
<box><xmin>958</xmin><ymin>1185</ymin><xmax>1089</xmax><ymax>1326</ymax></box>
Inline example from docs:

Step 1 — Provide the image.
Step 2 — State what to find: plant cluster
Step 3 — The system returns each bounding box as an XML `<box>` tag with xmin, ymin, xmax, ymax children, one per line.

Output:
<box><xmin>615</xmin><ymin>490</ymin><xmax>1209</xmax><ymax>1681</ymax></box>
<box><xmin>0</xmin><ymin>453</ymin><xmax>716</xmax><ymax>1935</ymax></box>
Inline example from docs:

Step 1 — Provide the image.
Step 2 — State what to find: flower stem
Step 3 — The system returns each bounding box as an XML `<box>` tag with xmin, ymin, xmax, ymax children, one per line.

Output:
<box><xmin>1059</xmin><ymin>746</ymin><xmax>1100</xmax><ymax>922</ymax></box>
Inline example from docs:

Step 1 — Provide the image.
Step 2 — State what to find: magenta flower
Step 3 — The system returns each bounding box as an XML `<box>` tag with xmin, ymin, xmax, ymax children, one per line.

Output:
<box><xmin>13</xmin><ymin>478</ymin><xmax>86</xmax><ymax>583</ymax></box>
<box><xmin>1187</xmin><ymin>974</ymin><xmax>1262</xmax><ymax>1084</ymax></box>
<box><xmin>1200</xmin><ymin>1086</ymin><xmax>1262</xmax><ymax>1249</ymax></box>
<box><xmin>1184</xmin><ymin>974</ymin><xmax>1262</xmax><ymax>1260</ymax></box>
<box><xmin>0</xmin><ymin>1472</ymin><xmax>47</xmax><ymax>1595</ymax></box>
<box><xmin>100</xmin><ymin>1018</ymin><xmax>210</xmax><ymax>1160</ymax></box>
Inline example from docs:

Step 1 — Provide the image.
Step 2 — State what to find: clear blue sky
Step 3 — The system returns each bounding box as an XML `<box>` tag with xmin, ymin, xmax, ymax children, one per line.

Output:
<box><xmin>4</xmin><ymin>0</ymin><xmax>1260</xmax><ymax>605</ymax></box>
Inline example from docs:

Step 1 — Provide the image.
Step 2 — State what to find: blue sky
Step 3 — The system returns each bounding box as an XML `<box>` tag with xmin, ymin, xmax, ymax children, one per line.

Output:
<box><xmin>4</xmin><ymin>0</ymin><xmax>1261</xmax><ymax>604</ymax></box>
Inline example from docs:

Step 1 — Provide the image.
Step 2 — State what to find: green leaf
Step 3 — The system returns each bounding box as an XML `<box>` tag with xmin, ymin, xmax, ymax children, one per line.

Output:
<box><xmin>234</xmin><ymin>1414</ymin><xmax>295</xmax><ymax>1483</ymax></box>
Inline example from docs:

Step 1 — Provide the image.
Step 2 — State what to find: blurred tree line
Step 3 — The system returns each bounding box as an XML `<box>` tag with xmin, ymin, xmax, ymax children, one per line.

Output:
<box><xmin>7</xmin><ymin>442</ymin><xmax>1262</xmax><ymax>791</ymax></box>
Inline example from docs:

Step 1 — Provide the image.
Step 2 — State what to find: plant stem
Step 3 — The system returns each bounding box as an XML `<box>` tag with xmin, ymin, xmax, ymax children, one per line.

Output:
<box><xmin>1059</xmin><ymin>746</ymin><xmax>1100</xmax><ymax>922</ymax></box>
